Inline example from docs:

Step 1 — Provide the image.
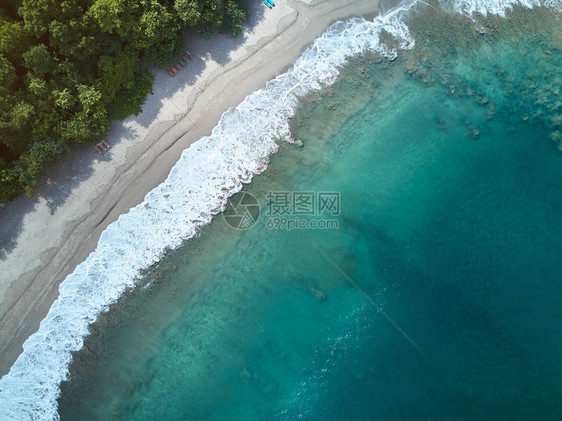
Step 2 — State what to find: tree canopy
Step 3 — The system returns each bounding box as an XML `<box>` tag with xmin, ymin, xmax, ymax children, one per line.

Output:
<box><xmin>0</xmin><ymin>0</ymin><xmax>249</xmax><ymax>200</ymax></box>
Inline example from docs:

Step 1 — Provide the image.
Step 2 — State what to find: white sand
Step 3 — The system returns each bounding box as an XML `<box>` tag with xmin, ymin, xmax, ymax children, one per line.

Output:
<box><xmin>0</xmin><ymin>0</ymin><xmax>382</xmax><ymax>375</ymax></box>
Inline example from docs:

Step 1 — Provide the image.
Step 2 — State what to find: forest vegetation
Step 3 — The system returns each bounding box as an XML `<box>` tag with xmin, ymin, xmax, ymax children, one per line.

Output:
<box><xmin>0</xmin><ymin>0</ymin><xmax>249</xmax><ymax>199</ymax></box>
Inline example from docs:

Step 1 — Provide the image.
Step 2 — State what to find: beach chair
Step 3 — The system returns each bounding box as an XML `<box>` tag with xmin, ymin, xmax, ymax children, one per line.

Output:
<box><xmin>166</xmin><ymin>68</ymin><xmax>175</xmax><ymax>76</ymax></box>
<box><xmin>101</xmin><ymin>139</ymin><xmax>110</xmax><ymax>149</ymax></box>
<box><xmin>182</xmin><ymin>55</ymin><xmax>191</xmax><ymax>63</ymax></box>
<box><xmin>175</xmin><ymin>62</ymin><xmax>183</xmax><ymax>70</ymax></box>
<box><xmin>170</xmin><ymin>67</ymin><xmax>178</xmax><ymax>75</ymax></box>
<box><xmin>93</xmin><ymin>144</ymin><xmax>104</xmax><ymax>154</ymax></box>
<box><xmin>186</xmin><ymin>51</ymin><xmax>193</xmax><ymax>59</ymax></box>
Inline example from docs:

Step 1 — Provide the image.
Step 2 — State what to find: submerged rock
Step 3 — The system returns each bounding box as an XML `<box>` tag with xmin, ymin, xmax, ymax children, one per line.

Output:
<box><xmin>467</xmin><ymin>127</ymin><xmax>480</xmax><ymax>139</ymax></box>
<box><xmin>309</xmin><ymin>286</ymin><xmax>327</xmax><ymax>301</ymax></box>
<box><xmin>550</xmin><ymin>115</ymin><xmax>562</xmax><ymax>126</ymax></box>
<box><xmin>405</xmin><ymin>59</ymin><xmax>417</xmax><ymax>74</ymax></box>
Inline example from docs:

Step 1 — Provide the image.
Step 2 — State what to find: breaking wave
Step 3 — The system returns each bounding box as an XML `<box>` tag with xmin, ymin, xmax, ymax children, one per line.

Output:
<box><xmin>448</xmin><ymin>0</ymin><xmax>560</xmax><ymax>16</ymax></box>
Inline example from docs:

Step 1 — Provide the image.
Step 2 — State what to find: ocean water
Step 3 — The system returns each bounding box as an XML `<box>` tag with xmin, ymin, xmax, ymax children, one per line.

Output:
<box><xmin>2</xmin><ymin>0</ymin><xmax>562</xmax><ymax>419</ymax></box>
<box><xmin>55</xmin><ymin>2</ymin><xmax>562</xmax><ymax>420</ymax></box>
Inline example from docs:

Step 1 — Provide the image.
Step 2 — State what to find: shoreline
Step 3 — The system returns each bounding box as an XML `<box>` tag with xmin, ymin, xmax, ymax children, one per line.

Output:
<box><xmin>0</xmin><ymin>0</ymin><xmax>383</xmax><ymax>377</ymax></box>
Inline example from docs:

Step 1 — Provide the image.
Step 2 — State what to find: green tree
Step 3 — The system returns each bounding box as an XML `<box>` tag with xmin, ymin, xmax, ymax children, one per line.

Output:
<box><xmin>31</xmin><ymin>108</ymin><xmax>60</xmax><ymax>141</ymax></box>
<box><xmin>133</xmin><ymin>0</ymin><xmax>183</xmax><ymax>64</ymax></box>
<box><xmin>0</xmin><ymin>163</ymin><xmax>24</xmax><ymax>200</ymax></box>
<box><xmin>54</xmin><ymin>88</ymin><xmax>75</xmax><ymax>110</ymax></box>
<box><xmin>223</xmin><ymin>0</ymin><xmax>249</xmax><ymax>37</ymax></box>
<box><xmin>88</xmin><ymin>0</ymin><xmax>138</xmax><ymax>37</ymax></box>
<box><xmin>77</xmin><ymin>84</ymin><xmax>102</xmax><ymax>114</ymax></box>
<box><xmin>22</xmin><ymin>44</ymin><xmax>53</xmax><ymax>75</ymax></box>
<box><xmin>97</xmin><ymin>53</ymin><xmax>138</xmax><ymax>100</ymax></box>
<box><xmin>19</xmin><ymin>0</ymin><xmax>60</xmax><ymax>38</ymax></box>
<box><xmin>0</xmin><ymin>101</ymin><xmax>34</xmax><ymax>157</ymax></box>
<box><xmin>108</xmin><ymin>69</ymin><xmax>154</xmax><ymax>119</ymax></box>
<box><xmin>0</xmin><ymin>54</ymin><xmax>16</xmax><ymax>88</ymax></box>
<box><xmin>0</xmin><ymin>18</ymin><xmax>33</xmax><ymax>62</ymax></box>
<box><xmin>25</xmin><ymin>72</ymin><xmax>48</xmax><ymax>96</ymax></box>
<box><xmin>174</xmin><ymin>0</ymin><xmax>204</xmax><ymax>26</ymax></box>
<box><xmin>61</xmin><ymin>108</ymin><xmax>108</xmax><ymax>144</ymax></box>
<box><xmin>17</xmin><ymin>139</ymin><xmax>70</xmax><ymax>196</ymax></box>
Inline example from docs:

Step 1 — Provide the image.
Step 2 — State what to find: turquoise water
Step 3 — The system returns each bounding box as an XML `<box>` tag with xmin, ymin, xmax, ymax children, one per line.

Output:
<box><xmin>59</xmin><ymin>5</ymin><xmax>562</xmax><ymax>420</ymax></box>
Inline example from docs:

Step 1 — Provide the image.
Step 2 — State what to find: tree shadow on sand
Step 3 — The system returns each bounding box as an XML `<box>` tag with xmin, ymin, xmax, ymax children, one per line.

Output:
<box><xmin>41</xmin><ymin>120</ymin><xmax>140</xmax><ymax>214</ymax></box>
<box><xmin>134</xmin><ymin>1</ymin><xmax>267</xmax><ymax>128</ymax></box>
<box><xmin>0</xmin><ymin>196</ymin><xmax>38</xmax><ymax>260</ymax></box>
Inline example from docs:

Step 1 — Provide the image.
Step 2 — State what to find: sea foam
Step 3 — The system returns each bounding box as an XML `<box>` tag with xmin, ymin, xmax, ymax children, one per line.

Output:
<box><xmin>449</xmin><ymin>0</ymin><xmax>561</xmax><ymax>16</ymax></box>
<box><xmin>0</xmin><ymin>0</ymin><xmax>558</xmax><ymax>419</ymax></box>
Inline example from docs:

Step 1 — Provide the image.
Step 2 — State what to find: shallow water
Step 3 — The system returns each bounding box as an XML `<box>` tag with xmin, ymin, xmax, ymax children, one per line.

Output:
<box><xmin>58</xmin><ymin>4</ymin><xmax>562</xmax><ymax>420</ymax></box>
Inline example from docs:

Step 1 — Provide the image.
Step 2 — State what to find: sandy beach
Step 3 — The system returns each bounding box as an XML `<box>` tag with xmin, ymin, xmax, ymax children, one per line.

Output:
<box><xmin>0</xmin><ymin>0</ymin><xmax>383</xmax><ymax>376</ymax></box>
